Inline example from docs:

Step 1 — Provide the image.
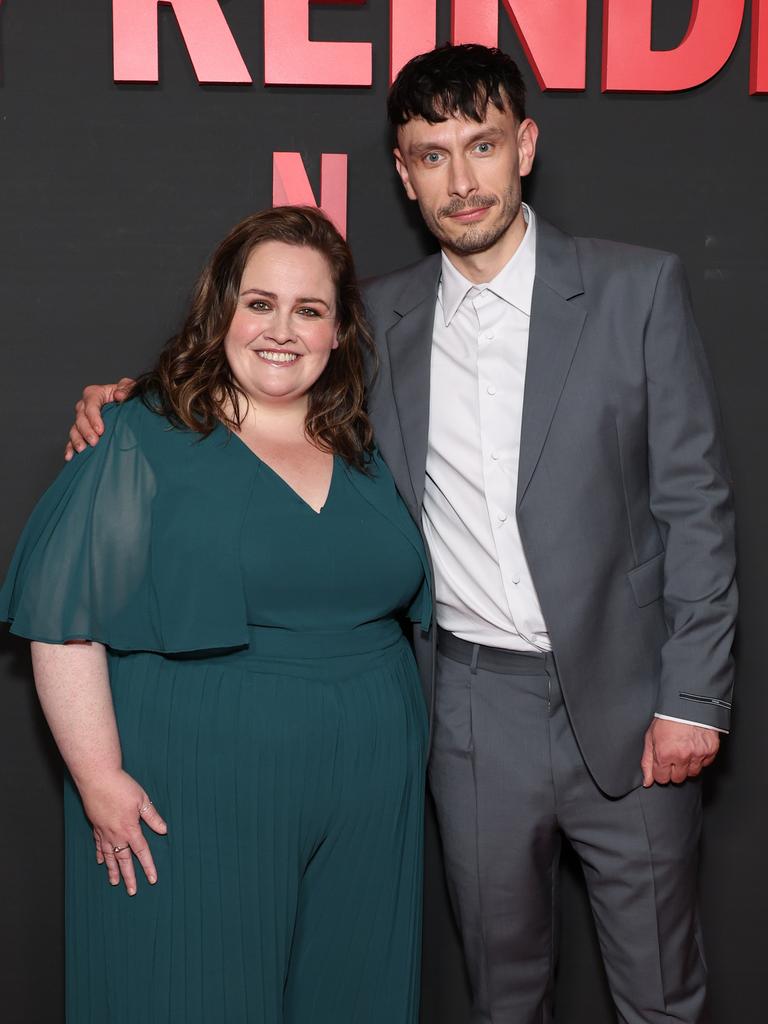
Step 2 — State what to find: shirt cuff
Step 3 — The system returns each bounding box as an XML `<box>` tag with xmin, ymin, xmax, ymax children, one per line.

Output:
<box><xmin>654</xmin><ymin>713</ymin><xmax>729</xmax><ymax>735</ymax></box>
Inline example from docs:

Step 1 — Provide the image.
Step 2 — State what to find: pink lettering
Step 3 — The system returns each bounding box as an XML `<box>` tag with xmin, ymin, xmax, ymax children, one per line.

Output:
<box><xmin>264</xmin><ymin>0</ymin><xmax>372</xmax><ymax>87</ymax></box>
<box><xmin>113</xmin><ymin>0</ymin><xmax>251</xmax><ymax>83</ymax></box>
<box><xmin>450</xmin><ymin>0</ymin><xmax>587</xmax><ymax>90</ymax></box>
<box><xmin>390</xmin><ymin>0</ymin><xmax>436</xmax><ymax>83</ymax></box>
<box><xmin>272</xmin><ymin>153</ymin><xmax>348</xmax><ymax>237</ymax></box>
<box><xmin>751</xmin><ymin>0</ymin><xmax>768</xmax><ymax>93</ymax></box>
<box><xmin>603</xmin><ymin>0</ymin><xmax>745</xmax><ymax>92</ymax></box>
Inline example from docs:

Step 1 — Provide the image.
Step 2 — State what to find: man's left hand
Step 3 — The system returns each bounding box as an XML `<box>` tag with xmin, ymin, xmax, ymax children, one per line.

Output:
<box><xmin>641</xmin><ymin>718</ymin><xmax>720</xmax><ymax>787</ymax></box>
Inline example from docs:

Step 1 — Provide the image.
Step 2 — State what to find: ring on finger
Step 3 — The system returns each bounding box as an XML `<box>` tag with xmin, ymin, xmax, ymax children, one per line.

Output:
<box><xmin>113</xmin><ymin>843</ymin><xmax>130</xmax><ymax>854</ymax></box>
<box><xmin>139</xmin><ymin>800</ymin><xmax>153</xmax><ymax>814</ymax></box>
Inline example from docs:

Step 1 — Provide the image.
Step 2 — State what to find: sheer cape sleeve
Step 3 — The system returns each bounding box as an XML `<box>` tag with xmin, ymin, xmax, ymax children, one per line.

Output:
<box><xmin>0</xmin><ymin>400</ymin><xmax>254</xmax><ymax>653</ymax></box>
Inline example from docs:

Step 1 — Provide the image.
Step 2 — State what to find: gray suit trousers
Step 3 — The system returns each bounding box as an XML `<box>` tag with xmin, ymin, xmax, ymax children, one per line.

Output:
<box><xmin>429</xmin><ymin>643</ymin><xmax>707</xmax><ymax>1024</ymax></box>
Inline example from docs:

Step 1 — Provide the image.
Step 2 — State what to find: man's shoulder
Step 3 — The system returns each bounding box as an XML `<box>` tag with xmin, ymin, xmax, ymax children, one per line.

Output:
<box><xmin>574</xmin><ymin>233</ymin><xmax>674</xmax><ymax>276</ymax></box>
<box><xmin>361</xmin><ymin>252</ymin><xmax>441</xmax><ymax>311</ymax></box>
<box><xmin>536</xmin><ymin>214</ymin><xmax>676</xmax><ymax>287</ymax></box>
<box><xmin>573</xmin><ymin>237</ymin><xmax>687</xmax><ymax>310</ymax></box>
<box><xmin>534</xmin><ymin>215</ymin><xmax>690</xmax><ymax>317</ymax></box>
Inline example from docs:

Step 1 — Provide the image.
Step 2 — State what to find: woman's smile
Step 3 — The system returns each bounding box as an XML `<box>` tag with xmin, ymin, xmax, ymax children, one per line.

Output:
<box><xmin>255</xmin><ymin>349</ymin><xmax>302</xmax><ymax>365</ymax></box>
<box><xmin>224</xmin><ymin>241</ymin><xmax>339</xmax><ymax>406</ymax></box>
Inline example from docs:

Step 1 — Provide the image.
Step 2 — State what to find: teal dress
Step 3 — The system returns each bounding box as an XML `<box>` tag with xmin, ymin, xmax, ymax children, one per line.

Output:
<box><xmin>0</xmin><ymin>399</ymin><xmax>431</xmax><ymax>1024</ymax></box>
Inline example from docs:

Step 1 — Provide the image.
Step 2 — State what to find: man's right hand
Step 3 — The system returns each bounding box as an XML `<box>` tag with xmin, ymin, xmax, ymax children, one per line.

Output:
<box><xmin>64</xmin><ymin>378</ymin><xmax>136</xmax><ymax>460</ymax></box>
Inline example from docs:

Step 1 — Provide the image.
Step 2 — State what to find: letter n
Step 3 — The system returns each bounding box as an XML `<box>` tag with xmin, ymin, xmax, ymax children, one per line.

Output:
<box><xmin>113</xmin><ymin>0</ymin><xmax>251</xmax><ymax>83</ymax></box>
<box><xmin>272</xmin><ymin>153</ymin><xmax>348</xmax><ymax>238</ymax></box>
<box><xmin>451</xmin><ymin>0</ymin><xmax>587</xmax><ymax>90</ymax></box>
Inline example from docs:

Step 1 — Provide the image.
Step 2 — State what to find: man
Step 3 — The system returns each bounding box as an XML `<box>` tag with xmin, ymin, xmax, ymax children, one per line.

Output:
<box><xmin>67</xmin><ymin>45</ymin><xmax>736</xmax><ymax>1024</ymax></box>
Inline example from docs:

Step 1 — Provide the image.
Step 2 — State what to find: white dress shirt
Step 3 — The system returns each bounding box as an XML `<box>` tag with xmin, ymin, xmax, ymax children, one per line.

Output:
<box><xmin>422</xmin><ymin>204</ymin><xmax>721</xmax><ymax>730</ymax></box>
<box><xmin>423</xmin><ymin>204</ymin><xmax>548</xmax><ymax>653</ymax></box>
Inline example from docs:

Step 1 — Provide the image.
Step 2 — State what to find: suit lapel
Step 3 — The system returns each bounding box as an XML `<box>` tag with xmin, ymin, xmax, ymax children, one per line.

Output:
<box><xmin>381</xmin><ymin>223</ymin><xmax>585</xmax><ymax>511</ymax></box>
<box><xmin>385</xmin><ymin>254</ymin><xmax>441</xmax><ymax>511</ymax></box>
<box><xmin>517</xmin><ymin>219</ymin><xmax>587</xmax><ymax>506</ymax></box>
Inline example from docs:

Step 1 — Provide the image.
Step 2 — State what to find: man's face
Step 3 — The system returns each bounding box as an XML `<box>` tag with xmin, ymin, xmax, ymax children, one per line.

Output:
<box><xmin>393</xmin><ymin>102</ymin><xmax>538</xmax><ymax>257</ymax></box>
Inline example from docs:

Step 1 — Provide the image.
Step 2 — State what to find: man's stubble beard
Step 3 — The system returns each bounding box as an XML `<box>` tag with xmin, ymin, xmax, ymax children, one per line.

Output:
<box><xmin>425</xmin><ymin>184</ymin><xmax>521</xmax><ymax>257</ymax></box>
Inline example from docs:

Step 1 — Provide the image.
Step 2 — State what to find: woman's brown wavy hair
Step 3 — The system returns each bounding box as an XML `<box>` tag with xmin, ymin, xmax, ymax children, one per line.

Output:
<box><xmin>134</xmin><ymin>206</ymin><xmax>377</xmax><ymax>469</ymax></box>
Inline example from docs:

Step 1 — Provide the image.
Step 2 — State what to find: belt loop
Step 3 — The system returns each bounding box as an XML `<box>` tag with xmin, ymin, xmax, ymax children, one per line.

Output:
<box><xmin>470</xmin><ymin>644</ymin><xmax>480</xmax><ymax>675</ymax></box>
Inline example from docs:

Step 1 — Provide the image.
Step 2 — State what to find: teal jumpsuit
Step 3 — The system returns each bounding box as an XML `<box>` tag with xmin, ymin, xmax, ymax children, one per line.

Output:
<box><xmin>0</xmin><ymin>398</ymin><xmax>431</xmax><ymax>1023</ymax></box>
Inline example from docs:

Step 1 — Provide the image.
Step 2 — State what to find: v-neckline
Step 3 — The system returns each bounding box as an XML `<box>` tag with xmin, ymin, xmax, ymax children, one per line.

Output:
<box><xmin>228</xmin><ymin>430</ymin><xmax>336</xmax><ymax>516</ymax></box>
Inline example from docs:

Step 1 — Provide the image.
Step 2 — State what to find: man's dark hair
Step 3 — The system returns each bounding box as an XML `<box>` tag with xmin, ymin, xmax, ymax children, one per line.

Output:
<box><xmin>387</xmin><ymin>43</ymin><xmax>526</xmax><ymax>128</ymax></box>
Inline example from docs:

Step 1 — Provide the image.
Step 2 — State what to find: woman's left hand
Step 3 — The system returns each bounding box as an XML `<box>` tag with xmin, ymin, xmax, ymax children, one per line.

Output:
<box><xmin>78</xmin><ymin>768</ymin><xmax>168</xmax><ymax>895</ymax></box>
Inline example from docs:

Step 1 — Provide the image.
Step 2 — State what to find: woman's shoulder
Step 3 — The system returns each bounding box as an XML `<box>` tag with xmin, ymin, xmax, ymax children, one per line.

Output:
<box><xmin>341</xmin><ymin>446</ymin><xmax>402</xmax><ymax>501</ymax></box>
<box><xmin>96</xmin><ymin>395</ymin><xmax>201</xmax><ymax>456</ymax></box>
<box><xmin>101</xmin><ymin>394</ymin><xmax>174</xmax><ymax>432</ymax></box>
<box><xmin>364</xmin><ymin>446</ymin><xmax>394</xmax><ymax>479</ymax></box>
<box><xmin>98</xmin><ymin>396</ymin><xmax>252</xmax><ymax>486</ymax></box>
<box><xmin>94</xmin><ymin>394</ymin><xmax>156</xmax><ymax>439</ymax></box>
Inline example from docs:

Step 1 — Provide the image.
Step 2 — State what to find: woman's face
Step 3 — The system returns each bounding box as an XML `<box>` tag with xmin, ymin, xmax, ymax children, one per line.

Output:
<box><xmin>224</xmin><ymin>240</ymin><xmax>339</xmax><ymax>409</ymax></box>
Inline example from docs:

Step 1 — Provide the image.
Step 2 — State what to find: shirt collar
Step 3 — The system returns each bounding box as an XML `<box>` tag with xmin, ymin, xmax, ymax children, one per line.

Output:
<box><xmin>438</xmin><ymin>203</ymin><xmax>537</xmax><ymax>327</ymax></box>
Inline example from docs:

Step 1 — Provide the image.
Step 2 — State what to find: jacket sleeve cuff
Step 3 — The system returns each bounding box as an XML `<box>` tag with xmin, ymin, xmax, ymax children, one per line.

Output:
<box><xmin>654</xmin><ymin>713</ymin><xmax>728</xmax><ymax>735</ymax></box>
<box><xmin>654</xmin><ymin>690</ymin><xmax>732</xmax><ymax>732</ymax></box>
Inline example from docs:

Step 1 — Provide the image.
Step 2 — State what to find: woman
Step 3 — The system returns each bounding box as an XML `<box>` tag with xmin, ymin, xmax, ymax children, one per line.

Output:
<box><xmin>0</xmin><ymin>207</ymin><xmax>431</xmax><ymax>1023</ymax></box>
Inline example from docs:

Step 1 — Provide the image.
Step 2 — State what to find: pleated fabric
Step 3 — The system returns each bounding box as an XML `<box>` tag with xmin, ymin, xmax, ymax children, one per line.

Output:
<box><xmin>65</xmin><ymin>636</ymin><xmax>426</xmax><ymax>1024</ymax></box>
<box><xmin>0</xmin><ymin>400</ymin><xmax>432</xmax><ymax>1023</ymax></box>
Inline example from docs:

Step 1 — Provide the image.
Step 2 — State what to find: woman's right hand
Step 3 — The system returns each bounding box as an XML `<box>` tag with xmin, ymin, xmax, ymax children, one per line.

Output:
<box><xmin>64</xmin><ymin>378</ymin><xmax>136</xmax><ymax>460</ymax></box>
<box><xmin>77</xmin><ymin>767</ymin><xmax>168</xmax><ymax>896</ymax></box>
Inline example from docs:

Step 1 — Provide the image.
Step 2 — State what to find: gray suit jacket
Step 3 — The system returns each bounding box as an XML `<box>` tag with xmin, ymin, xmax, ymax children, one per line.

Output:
<box><xmin>362</xmin><ymin>216</ymin><xmax>737</xmax><ymax>797</ymax></box>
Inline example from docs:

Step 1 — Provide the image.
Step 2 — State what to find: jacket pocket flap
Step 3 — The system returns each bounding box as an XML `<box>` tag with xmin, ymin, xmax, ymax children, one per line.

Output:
<box><xmin>626</xmin><ymin>551</ymin><xmax>665</xmax><ymax>607</ymax></box>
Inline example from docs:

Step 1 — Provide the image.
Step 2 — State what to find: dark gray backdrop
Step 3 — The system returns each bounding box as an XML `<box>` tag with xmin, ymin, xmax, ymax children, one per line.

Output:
<box><xmin>1</xmin><ymin>2</ymin><xmax>765</xmax><ymax>1021</ymax></box>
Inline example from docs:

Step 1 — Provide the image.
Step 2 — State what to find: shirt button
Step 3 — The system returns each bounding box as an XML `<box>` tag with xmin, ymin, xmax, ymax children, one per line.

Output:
<box><xmin>511</xmin><ymin>573</ymin><xmax>521</xmax><ymax>584</ymax></box>
<box><xmin>485</xmin><ymin>331</ymin><xmax>495</xmax><ymax>341</ymax></box>
<box><xmin>491</xmin><ymin>451</ymin><xmax>500</xmax><ymax>461</ymax></box>
<box><xmin>487</xmin><ymin>385</ymin><xmax>497</xmax><ymax>396</ymax></box>
<box><xmin>497</xmin><ymin>511</ymin><xmax>508</xmax><ymax>523</ymax></box>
